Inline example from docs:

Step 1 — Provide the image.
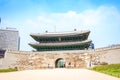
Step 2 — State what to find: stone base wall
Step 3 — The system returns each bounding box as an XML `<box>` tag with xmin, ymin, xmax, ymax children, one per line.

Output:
<box><xmin>91</xmin><ymin>45</ymin><xmax>120</xmax><ymax>65</ymax></box>
<box><xmin>0</xmin><ymin>45</ymin><xmax>120</xmax><ymax>70</ymax></box>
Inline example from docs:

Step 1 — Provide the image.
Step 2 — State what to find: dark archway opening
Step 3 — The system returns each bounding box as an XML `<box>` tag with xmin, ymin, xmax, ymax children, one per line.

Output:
<box><xmin>55</xmin><ymin>58</ymin><xmax>66</xmax><ymax>68</ymax></box>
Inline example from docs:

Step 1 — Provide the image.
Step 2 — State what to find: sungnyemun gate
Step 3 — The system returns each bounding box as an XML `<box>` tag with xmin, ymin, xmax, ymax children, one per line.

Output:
<box><xmin>29</xmin><ymin>30</ymin><xmax>92</xmax><ymax>51</ymax></box>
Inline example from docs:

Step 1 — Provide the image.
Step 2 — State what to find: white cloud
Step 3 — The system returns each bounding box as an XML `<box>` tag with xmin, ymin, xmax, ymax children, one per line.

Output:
<box><xmin>23</xmin><ymin>5</ymin><xmax>120</xmax><ymax>50</ymax></box>
<box><xmin>25</xmin><ymin>5</ymin><xmax>120</xmax><ymax>31</ymax></box>
<box><xmin>26</xmin><ymin>19</ymin><xmax>38</xmax><ymax>27</ymax></box>
<box><xmin>38</xmin><ymin>16</ymin><xmax>54</xmax><ymax>24</ymax></box>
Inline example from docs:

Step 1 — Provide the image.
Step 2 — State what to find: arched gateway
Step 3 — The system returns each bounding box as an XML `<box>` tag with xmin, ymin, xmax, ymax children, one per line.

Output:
<box><xmin>55</xmin><ymin>58</ymin><xmax>66</xmax><ymax>68</ymax></box>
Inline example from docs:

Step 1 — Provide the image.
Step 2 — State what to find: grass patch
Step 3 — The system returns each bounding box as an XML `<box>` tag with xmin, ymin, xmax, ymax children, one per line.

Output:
<box><xmin>0</xmin><ymin>68</ymin><xmax>18</xmax><ymax>73</ymax></box>
<box><xmin>91</xmin><ymin>64</ymin><xmax>120</xmax><ymax>78</ymax></box>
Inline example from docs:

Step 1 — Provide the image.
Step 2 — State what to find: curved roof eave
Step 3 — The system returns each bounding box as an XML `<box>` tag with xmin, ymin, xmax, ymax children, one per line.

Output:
<box><xmin>29</xmin><ymin>40</ymin><xmax>92</xmax><ymax>47</ymax></box>
<box><xmin>30</xmin><ymin>30</ymin><xmax>90</xmax><ymax>38</ymax></box>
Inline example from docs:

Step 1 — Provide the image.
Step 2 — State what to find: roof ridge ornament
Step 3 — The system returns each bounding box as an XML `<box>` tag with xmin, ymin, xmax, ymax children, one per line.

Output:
<box><xmin>74</xmin><ymin>29</ymin><xmax>77</xmax><ymax>31</ymax></box>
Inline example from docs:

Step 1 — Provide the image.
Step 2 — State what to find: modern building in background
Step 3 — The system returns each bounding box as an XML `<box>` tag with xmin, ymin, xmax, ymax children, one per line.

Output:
<box><xmin>29</xmin><ymin>30</ymin><xmax>92</xmax><ymax>51</ymax></box>
<box><xmin>0</xmin><ymin>28</ymin><xmax>20</xmax><ymax>50</ymax></box>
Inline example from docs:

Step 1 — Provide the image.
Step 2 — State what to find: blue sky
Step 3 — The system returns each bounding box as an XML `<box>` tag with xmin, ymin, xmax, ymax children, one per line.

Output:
<box><xmin>0</xmin><ymin>0</ymin><xmax>120</xmax><ymax>51</ymax></box>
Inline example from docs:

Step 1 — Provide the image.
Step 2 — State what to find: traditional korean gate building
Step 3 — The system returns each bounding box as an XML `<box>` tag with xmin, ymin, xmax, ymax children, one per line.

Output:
<box><xmin>29</xmin><ymin>30</ymin><xmax>92</xmax><ymax>51</ymax></box>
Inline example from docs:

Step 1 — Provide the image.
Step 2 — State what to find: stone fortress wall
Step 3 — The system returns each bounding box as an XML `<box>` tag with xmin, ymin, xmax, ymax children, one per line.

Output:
<box><xmin>0</xmin><ymin>45</ymin><xmax>120</xmax><ymax>70</ymax></box>
<box><xmin>90</xmin><ymin>45</ymin><xmax>120</xmax><ymax>65</ymax></box>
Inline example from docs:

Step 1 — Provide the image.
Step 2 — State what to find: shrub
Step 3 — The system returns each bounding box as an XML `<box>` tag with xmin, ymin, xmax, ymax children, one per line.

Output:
<box><xmin>100</xmin><ymin>62</ymin><xmax>108</xmax><ymax>65</ymax></box>
<box><xmin>0</xmin><ymin>68</ymin><xmax>18</xmax><ymax>73</ymax></box>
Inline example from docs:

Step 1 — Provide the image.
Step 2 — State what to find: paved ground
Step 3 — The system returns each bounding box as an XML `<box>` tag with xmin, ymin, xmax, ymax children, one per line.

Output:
<box><xmin>0</xmin><ymin>69</ymin><xmax>119</xmax><ymax>80</ymax></box>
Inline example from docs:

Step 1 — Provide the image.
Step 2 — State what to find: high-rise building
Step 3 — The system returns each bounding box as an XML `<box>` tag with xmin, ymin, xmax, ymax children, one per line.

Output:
<box><xmin>0</xmin><ymin>28</ymin><xmax>20</xmax><ymax>50</ymax></box>
<box><xmin>29</xmin><ymin>30</ymin><xmax>92</xmax><ymax>51</ymax></box>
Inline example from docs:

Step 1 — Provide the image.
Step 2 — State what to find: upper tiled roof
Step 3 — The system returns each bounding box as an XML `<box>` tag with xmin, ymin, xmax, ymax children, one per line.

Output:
<box><xmin>30</xmin><ymin>30</ymin><xmax>90</xmax><ymax>37</ymax></box>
